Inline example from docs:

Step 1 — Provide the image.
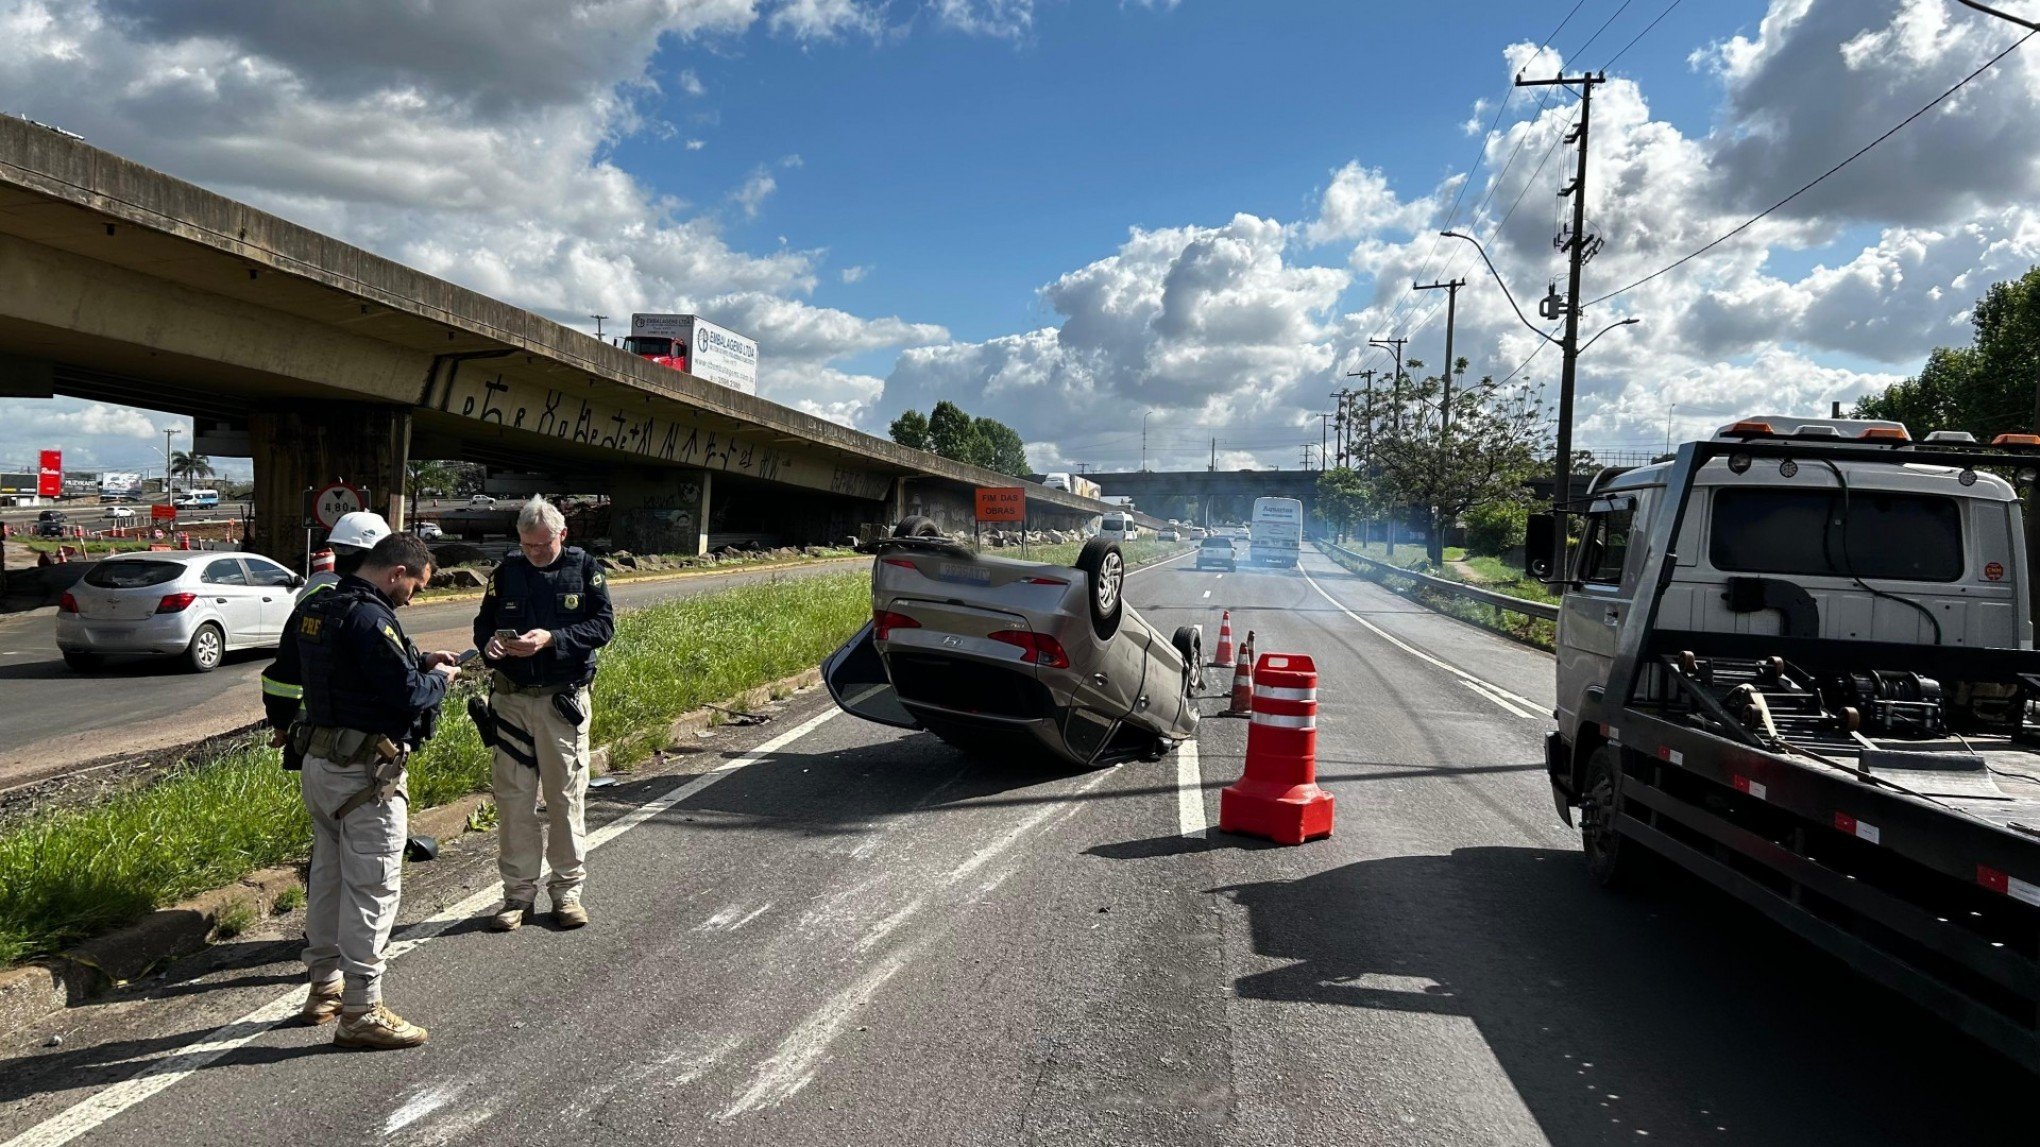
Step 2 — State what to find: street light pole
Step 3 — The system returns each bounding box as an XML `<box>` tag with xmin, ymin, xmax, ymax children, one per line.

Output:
<box><xmin>1664</xmin><ymin>403</ymin><xmax>1677</xmax><ymax>457</ymax></box>
<box><xmin>1142</xmin><ymin>409</ymin><xmax>1155</xmax><ymax>472</ymax></box>
<box><xmin>163</xmin><ymin>427</ymin><xmax>180</xmax><ymax>502</ymax></box>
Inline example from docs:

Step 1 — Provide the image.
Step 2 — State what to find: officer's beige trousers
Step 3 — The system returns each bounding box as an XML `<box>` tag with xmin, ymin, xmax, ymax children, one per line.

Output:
<box><xmin>300</xmin><ymin>754</ymin><xmax>406</xmax><ymax>1008</ymax></box>
<box><xmin>490</xmin><ymin>686</ymin><xmax>590</xmax><ymax>904</ymax></box>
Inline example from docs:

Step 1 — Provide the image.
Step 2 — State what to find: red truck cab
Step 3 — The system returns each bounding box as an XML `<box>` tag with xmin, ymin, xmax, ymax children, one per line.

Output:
<box><xmin>623</xmin><ymin>335</ymin><xmax>688</xmax><ymax>374</ymax></box>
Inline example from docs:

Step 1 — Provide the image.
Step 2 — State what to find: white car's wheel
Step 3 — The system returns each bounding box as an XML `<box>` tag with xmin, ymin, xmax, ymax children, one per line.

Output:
<box><xmin>185</xmin><ymin>623</ymin><xmax>224</xmax><ymax>673</ymax></box>
<box><xmin>1075</xmin><ymin>539</ymin><xmax>1124</xmax><ymax>640</ymax></box>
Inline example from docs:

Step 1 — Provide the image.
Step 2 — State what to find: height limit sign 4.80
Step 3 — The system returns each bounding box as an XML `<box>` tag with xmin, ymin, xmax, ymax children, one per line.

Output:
<box><xmin>313</xmin><ymin>482</ymin><xmax>367</xmax><ymax>529</ymax></box>
<box><xmin>975</xmin><ymin>487</ymin><xmax>1026</xmax><ymax>523</ymax></box>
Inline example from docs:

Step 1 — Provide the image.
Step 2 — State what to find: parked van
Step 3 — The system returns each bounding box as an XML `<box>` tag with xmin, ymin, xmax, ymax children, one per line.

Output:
<box><xmin>172</xmin><ymin>488</ymin><xmax>221</xmax><ymax>509</ymax></box>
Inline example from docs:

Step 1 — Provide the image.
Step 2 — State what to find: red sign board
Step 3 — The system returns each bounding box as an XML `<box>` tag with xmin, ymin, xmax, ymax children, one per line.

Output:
<box><xmin>151</xmin><ymin>503</ymin><xmax>178</xmax><ymax>522</ymax></box>
<box><xmin>975</xmin><ymin>486</ymin><xmax>1026</xmax><ymax>522</ymax></box>
<box><xmin>36</xmin><ymin>451</ymin><xmax>60</xmax><ymax>497</ymax></box>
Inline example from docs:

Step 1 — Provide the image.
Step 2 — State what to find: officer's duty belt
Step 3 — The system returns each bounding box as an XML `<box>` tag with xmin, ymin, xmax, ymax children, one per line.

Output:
<box><xmin>301</xmin><ymin>725</ymin><xmax>387</xmax><ymax>767</ymax></box>
<box><xmin>490</xmin><ymin>672</ymin><xmax>582</xmax><ymax>698</ymax></box>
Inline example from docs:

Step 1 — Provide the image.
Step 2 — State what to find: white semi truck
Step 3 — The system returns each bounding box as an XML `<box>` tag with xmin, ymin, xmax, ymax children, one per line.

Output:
<box><xmin>1537</xmin><ymin>415</ymin><xmax>2040</xmax><ymax>1071</ymax></box>
<box><xmin>622</xmin><ymin>313</ymin><xmax>759</xmax><ymax>396</ymax></box>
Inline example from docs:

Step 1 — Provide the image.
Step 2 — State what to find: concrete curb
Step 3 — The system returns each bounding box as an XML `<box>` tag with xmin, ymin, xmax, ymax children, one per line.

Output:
<box><xmin>0</xmin><ymin>663</ymin><xmax>826</xmax><ymax>1040</ymax></box>
<box><xmin>414</xmin><ymin>553</ymin><xmax>863</xmax><ymax>608</ymax></box>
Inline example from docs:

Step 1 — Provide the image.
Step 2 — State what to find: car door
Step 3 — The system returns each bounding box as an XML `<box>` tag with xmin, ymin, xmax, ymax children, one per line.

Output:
<box><xmin>198</xmin><ymin>557</ymin><xmax>263</xmax><ymax>649</ymax></box>
<box><xmin>241</xmin><ymin>556</ymin><xmax>302</xmax><ymax>644</ymax></box>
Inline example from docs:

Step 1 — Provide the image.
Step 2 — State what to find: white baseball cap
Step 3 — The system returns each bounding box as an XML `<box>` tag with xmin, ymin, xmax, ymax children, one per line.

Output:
<box><xmin>327</xmin><ymin>511</ymin><xmax>393</xmax><ymax>551</ymax></box>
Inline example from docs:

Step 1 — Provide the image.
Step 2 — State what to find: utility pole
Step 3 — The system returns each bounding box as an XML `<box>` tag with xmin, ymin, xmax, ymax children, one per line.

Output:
<box><xmin>590</xmin><ymin>314</ymin><xmax>608</xmax><ymax>338</ymax></box>
<box><xmin>1343</xmin><ymin>368</ymin><xmax>1379</xmax><ymax>464</ymax></box>
<box><xmin>1319</xmin><ymin>412</ymin><xmax>1336</xmax><ymax>468</ymax></box>
<box><xmin>1517</xmin><ymin>69</ymin><xmax>1606</xmax><ymax>577</ymax></box>
<box><xmin>1368</xmin><ymin>338</ymin><xmax>1408</xmax><ymax>432</ymax></box>
<box><xmin>1302</xmin><ymin>444</ymin><xmax>1315</xmax><ymax>470</ymax></box>
<box><xmin>1210</xmin><ymin>438</ymin><xmax>1217</xmax><ymax>471</ymax></box>
<box><xmin>1412</xmin><ymin>279</ymin><xmax>1465</xmax><ymax>439</ymax></box>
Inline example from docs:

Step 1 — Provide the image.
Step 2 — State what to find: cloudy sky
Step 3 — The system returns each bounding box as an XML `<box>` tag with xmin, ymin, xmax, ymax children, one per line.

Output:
<box><xmin>3</xmin><ymin>0</ymin><xmax>2039</xmax><ymax>479</ymax></box>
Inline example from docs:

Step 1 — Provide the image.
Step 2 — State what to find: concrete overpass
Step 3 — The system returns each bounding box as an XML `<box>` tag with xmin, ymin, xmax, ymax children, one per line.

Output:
<box><xmin>1085</xmin><ymin>469</ymin><xmax>1319</xmax><ymax>525</ymax></box>
<box><xmin>0</xmin><ymin>115</ymin><xmax>1108</xmax><ymax>561</ymax></box>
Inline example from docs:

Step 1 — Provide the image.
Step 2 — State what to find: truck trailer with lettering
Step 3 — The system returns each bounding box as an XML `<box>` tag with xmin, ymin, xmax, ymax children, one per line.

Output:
<box><xmin>623</xmin><ymin>314</ymin><xmax>759</xmax><ymax>396</ymax></box>
<box><xmin>1538</xmin><ymin>416</ymin><xmax>2040</xmax><ymax>1072</ymax></box>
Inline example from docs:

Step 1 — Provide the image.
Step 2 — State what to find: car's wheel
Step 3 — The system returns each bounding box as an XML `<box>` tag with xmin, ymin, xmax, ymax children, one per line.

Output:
<box><xmin>1075</xmin><ymin>538</ymin><xmax>1125</xmax><ymax>640</ymax></box>
<box><xmin>1171</xmin><ymin>625</ymin><xmax>1203</xmax><ymax>694</ymax></box>
<box><xmin>184</xmin><ymin>623</ymin><xmax>225</xmax><ymax>673</ymax></box>
<box><xmin>62</xmin><ymin>650</ymin><xmax>101</xmax><ymax>673</ymax></box>
<box><xmin>1581</xmin><ymin>743</ymin><xmax>1651</xmax><ymax>890</ymax></box>
<box><xmin>893</xmin><ymin>515</ymin><xmax>940</xmax><ymax>538</ymax></box>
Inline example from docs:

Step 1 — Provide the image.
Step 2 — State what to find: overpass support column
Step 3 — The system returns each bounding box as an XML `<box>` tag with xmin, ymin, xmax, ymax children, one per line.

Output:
<box><xmin>249</xmin><ymin>404</ymin><xmax>410</xmax><ymax>567</ymax></box>
<box><xmin>609</xmin><ymin>470</ymin><xmax>711</xmax><ymax>557</ymax></box>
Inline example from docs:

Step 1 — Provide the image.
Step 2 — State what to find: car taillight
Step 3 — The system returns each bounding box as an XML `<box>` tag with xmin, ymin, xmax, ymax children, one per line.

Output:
<box><xmin>58</xmin><ymin>592</ymin><xmax>78</xmax><ymax>614</ymax></box>
<box><xmin>880</xmin><ymin>557</ymin><xmax>918</xmax><ymax>569</ymax></box>
<box><xmin>1021</xmin><ymin>576</ymin><xmax>1068</xmax><ymax>586</ymax></box>
<box><xmin>989</xmin><ymin>630</ymin><xmax>1070</xmax><ymax>669</ymax></box>
<box><xmin>156</xmin><ymin>592</ymin><xmax>198</xmax><ymax>614</ymax></box>
<box><xmin>873</xmin><ymin>609</ymin><xmax>921</xmax><ymax>641</ymax></box>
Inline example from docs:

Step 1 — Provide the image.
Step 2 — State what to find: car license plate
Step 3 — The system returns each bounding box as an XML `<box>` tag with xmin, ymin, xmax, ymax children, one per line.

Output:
<box><xmin>937</xmin><ymin>562</ymin><xmax>991</xmax><ymax>585</ymax></box>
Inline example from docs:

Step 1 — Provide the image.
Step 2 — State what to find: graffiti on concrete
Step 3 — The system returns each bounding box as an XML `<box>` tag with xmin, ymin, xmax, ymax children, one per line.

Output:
<box><xmin>435</xmin><ymin>368</ymin><xmax>888</xmax><ymax>500</ymax></box>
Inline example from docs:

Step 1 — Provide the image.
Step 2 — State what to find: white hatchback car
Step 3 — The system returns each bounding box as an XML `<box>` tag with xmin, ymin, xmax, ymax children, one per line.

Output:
<box><xmin>57</xmin><ymin>552</ymin><xmax>305</xmax><ymax>673</ymax></box>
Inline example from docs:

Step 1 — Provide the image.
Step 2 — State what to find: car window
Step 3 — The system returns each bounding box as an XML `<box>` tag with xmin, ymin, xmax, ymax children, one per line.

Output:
<box><xmin>244</xmin><ymin>558</ymin><xmax>297</xmax><ymax>588</ymax></box>
<box><xmin>202</xmin><ymin>558</ymin><xmax>248</xmax><ymax>586</ymax></box>
<box><xmin>1579</xmin><ymin>506</ymin><xmax>1635</xmax><ymax>587</ymax></box>
<box><xmin>83</xmin><ymin>560</ymin><xmax>185</xmax><ymax>589</ymax></box>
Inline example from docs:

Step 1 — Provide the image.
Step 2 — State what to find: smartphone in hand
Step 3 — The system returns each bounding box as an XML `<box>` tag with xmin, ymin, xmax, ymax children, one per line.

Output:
<box><xmin>456</xmin><ymin>648</ymin><xmax>482</xmax><ymax>666</ymax></box>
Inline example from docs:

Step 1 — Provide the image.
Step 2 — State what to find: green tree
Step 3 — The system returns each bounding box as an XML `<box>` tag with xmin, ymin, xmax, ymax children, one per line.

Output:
<box><xmin>168</xmin><ymin>451</ymin><xmax>213</xmax><ymax>491</ymax></box>
<box><xmin>973</xmin><ymin>417</ymin><xmax>1029</xmax><ymax>476</ymax></box>
<box><xmin>1367</xmin><ymin>361</ymin><xmax>1547</xmax><ymax>565</ymax></box>
<box><xmin>1315</xmin><ymin>467</ymin><xmax>1375</xmax><ymax>542</ymax></box>
<box><xmin>1856</xmin><ymin>265</ymin><xmax>2040</xmax><ymax>438</ymax></box>
<box><xmin>889</xmin><ymin>409</ymin><xmax>931</xmax><ymax>450</ymax></box>
<box><xmin>927</xmin><ymin>400</ymin><xmax>986</xmax><ymax>466</ymax></box>
<box><xmin>405</xmin><ymin>459</ymin><xmax>458</xmax><ymax>521</ymax></box>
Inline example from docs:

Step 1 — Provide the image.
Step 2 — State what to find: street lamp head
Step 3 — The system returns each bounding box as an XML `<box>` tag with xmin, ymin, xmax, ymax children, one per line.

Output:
<box><xmin>1441</xmin><ymin>230</ymin><xmax>1468</xmax><ymax>240</ymax></box>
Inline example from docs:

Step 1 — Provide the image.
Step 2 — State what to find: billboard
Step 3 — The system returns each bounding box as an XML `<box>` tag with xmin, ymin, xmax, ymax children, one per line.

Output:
<box><xmin>38</xmin><ymin>450</ymin><xmax>60</xmax><ymax>497</ymax></box>
<box><xmin>99</xmin><ymin>472</ymin><xmax>144</xmax><ymax>499</ymax></box>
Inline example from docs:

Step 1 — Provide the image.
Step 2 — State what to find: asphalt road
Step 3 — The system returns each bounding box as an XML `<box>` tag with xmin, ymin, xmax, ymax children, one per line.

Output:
<box><xmin>0</xmin><ymin>545</ymin><xmax>2030</xmax><ymax>1145</ymax></box>
<box><xmin>0</xmin><ymin>557</ymin><xmax>862</xmax><ymax>791</ymax></box>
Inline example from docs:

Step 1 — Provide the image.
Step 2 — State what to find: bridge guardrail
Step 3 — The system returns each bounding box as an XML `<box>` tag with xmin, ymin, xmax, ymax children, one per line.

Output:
<box><xmin>1316</xmin><ymin>540</ymin><xmax>1560</xmax><ymax>624</ymax></box>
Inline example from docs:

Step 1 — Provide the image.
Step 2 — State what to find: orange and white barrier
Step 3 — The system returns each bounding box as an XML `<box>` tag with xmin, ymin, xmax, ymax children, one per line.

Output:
<box><xmin>1217</xmin><ymin>653</ymin><xmax>1333</xmax><ymax>845</ymax></box>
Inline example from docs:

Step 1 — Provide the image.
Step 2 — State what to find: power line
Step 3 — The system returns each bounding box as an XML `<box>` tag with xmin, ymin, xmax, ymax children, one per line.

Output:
<box><xmin>1567</xmin><ymin>0</ymin><xmax>1638</xmax><ymax>63</ymax></box>
<box><xmin>1587</xmin><ymin>28</ymin><xmax>2038</xmax><ymax>308</ymax></box>
<box><xmin>1601</xmin><ymin>0</ymin><xmax>1685</xmax><ymax>70</ymax></box>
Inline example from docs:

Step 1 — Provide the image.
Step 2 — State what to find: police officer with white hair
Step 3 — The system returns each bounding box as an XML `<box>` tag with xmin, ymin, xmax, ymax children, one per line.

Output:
<box><xmin>473</xmin><ymin>495</ymin><xmax>613</xmax><ymax>931</ymax></box>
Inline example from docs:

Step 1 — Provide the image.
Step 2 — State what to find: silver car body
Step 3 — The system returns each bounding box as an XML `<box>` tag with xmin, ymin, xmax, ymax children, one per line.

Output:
<box><xmin>57</xmin><ymin>552</ymin><xmax>303</xmax><ymax>665</ymax></box>
<box><xmin>825</xmin><ymin>540</ymin><xmax>1199</xmax><ymax>766</ymax></box>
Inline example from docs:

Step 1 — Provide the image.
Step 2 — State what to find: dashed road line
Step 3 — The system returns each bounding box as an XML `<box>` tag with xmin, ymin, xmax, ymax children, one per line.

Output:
<box><xmin>1175</xmin><ymin>738</ymin><xmax>1206</xmax><ymax>838</ymax></box>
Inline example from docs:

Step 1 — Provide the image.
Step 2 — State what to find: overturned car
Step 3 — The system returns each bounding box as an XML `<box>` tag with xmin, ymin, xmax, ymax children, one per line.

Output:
<box><xmin>824</xmin><ymin>518</ymin><xmax>1202</xmax><ymax>766</ymax></box>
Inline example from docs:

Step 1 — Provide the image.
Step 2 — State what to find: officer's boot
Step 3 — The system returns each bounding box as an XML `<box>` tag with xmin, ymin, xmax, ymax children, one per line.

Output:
<box><xmin>335</xmin><ymin>1003</ymin><xmax>429</xmax><ymax>1050</ymax></box>
<box><xmin>490</xmin><ymin>899</ymin><xmax>533</xmax><ymax>932</ymax></box>
<box><xmin>300</xmin><ymin>979</ymin><xmax>344</xmax><ymax>1026</ymax></box>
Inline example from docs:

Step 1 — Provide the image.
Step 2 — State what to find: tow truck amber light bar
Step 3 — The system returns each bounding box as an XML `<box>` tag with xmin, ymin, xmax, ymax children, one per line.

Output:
<box><xmin>1991</xmin><ymin>432</ymin><xmax>2040</xmax><ymax>449</ymax></box>
<box><xmin>1717</xmin><ymin>420</ymin><xmax>1911</xmax><ymax>445</ymax></box>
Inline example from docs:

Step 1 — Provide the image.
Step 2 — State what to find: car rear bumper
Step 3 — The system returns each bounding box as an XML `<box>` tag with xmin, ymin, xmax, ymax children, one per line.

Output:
<box><xmin>57</xmin><ymin>612</ymin><xmax>198</xmax><ymax>655</ymax></box>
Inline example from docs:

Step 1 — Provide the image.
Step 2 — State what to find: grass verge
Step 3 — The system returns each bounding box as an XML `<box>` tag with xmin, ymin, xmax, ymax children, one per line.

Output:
<box><xmin>1319</xmin><ymin>541</ymin><xmax>1556</xmax><ymax>649</ymax></box>
<box><xmin>0</xmin><ymin>570</ymin><xmax>872</xmax><ymax>967</ymax></box>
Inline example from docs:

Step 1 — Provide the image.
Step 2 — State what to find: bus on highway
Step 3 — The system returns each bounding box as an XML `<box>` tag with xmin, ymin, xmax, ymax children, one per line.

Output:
<box><xmin>1250</xmin><ymin>496</ymin><xmax>1302</xmax><ymax>567</ymax></box>
<box><xmin>172</xmin><ymin>488</ymin><xmax>220</xmax><ymax>509</ymax></box>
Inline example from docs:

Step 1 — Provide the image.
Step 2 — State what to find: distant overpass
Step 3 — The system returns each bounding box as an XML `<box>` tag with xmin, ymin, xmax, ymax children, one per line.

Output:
<box><xmin>0</xmin><ymin>116</ymin><xmax>1108</xmax><ymax>560</ymax></box>
<box><xmin>1085</xmin><ymin>470</ymin><xmax>1318</xmax><ymax>524</ymax></box>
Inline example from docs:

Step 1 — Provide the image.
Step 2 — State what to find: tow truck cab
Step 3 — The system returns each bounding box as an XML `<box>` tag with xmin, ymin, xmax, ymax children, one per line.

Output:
<box><xmin>1543</xmin><ymin>415</ymin><xmax>2031</xmax><ymax>807</ymax></box>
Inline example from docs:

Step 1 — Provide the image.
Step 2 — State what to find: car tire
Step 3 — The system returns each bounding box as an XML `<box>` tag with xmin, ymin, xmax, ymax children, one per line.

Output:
<box><xmin>893</xmin><ymin>515</ymin><xmax>940</xmax><ymax>539</ymax></box>
<box><xmin>184</xmin><ymin>622</ymin><xmax>225</xmax><ymax>673</ymax></box>
<box><xmin>1581</xmin><ymin>743</ymin><xmax>1653</xmax><ymax>891</ymax></box>
<box><xmin>62</xmin><ymin>651</ymin><xmax>101</xmax><ymax>673</ymax></box>
<box><xmin>1075</xmin><ymin>538</ymin><xmax>1125</xmax><ymax>640</ymax></box>
<box><xmin>1171</xmin><ymin>626</ymin><xmax>1203</xmax><ymax>694</ymax></box>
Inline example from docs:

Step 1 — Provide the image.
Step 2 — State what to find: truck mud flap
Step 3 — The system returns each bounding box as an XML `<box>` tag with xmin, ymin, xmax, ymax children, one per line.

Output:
<box><xmin>1546</xmin><ymin>731</ymin><xmax>1574</xmax><ymax>827</ymax></box>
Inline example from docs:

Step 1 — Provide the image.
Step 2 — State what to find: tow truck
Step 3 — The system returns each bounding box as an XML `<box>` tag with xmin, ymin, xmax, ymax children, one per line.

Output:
<box><xmin>1535</xmin><ymin>416</ymin><xmax>2040</xmax><ymax>1071</ymax></box>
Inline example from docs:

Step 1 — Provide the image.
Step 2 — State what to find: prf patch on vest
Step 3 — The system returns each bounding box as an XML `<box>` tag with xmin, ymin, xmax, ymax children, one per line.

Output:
<box><xmin>297</xmin><ymin>615</ymin><xmax>324</xmax><ymax>640</ymax></box>
<box><xmin>381</xmin><ymin>623</ymin><xmax>403</xmax><ymax>649</ymax></box>
<box><xmin>563</xmin><ymin>594</ymin><xmax>581</xmax><ymax>611</ymax></box>
<box><xmin>589</xmin><ymin>572</ymin><xmax>604</xmax><ymax>587</ymax></box>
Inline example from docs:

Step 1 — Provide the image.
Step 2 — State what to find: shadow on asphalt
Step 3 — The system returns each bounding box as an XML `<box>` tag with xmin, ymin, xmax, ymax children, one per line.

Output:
<box><xmin>1217</xmin><ymin>845</ymin><xmax>2032</xmax><ymax>1145</ymax></box>
<box><xmin>0</xmin><ymin>648</ymin><xmax>270</xmax><ymax>681</ymax></box>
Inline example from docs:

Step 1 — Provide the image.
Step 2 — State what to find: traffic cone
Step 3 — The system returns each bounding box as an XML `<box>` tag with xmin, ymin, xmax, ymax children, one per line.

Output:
<box><xmin>177</xmin><ymin>532</ymin><xmax>191</xmax><ymax>550</ymax></box>
<box><xmin>1239</xmin><ymin>630</ymin><xmax>1256</xmax><ymax>673</ymax></box>
<box><xmin>1218</xmin><ymin>652</ymin><xmax>1333</xmax><ymax>845</ymax></box>
<box><xmin>1227</xmin><ymin>655</ymin><xmax>1253</xmax><ymax>716</ymax></box>
<box><xmin>311</xmin><ymin>548</ymin><xmax>336</xmax><ymax>576</ymax></box>
<box><xmin>1212</xmin><ymin>611</ymin><xmax>1234</xmax><ymax>667</ymax></box>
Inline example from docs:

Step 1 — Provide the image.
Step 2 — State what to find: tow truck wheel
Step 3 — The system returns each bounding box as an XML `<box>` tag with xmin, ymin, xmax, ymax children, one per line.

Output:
<box><xmin>1581</xmin><ymin>743</ymin><xmax>1650</xmax><ymax>890</ymax></box>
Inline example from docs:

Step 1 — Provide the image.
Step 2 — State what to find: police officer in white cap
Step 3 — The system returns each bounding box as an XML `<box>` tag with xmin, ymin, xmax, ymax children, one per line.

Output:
<box><xmin>299</xmin><ymin>511</ymin><xmax>394</xmax><ymax>601</ymax></box>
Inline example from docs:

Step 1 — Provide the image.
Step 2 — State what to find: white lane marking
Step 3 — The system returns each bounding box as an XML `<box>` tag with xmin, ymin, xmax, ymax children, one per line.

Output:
<box><xmin>1460</xmin><ymin>678</ymin><xmax>1543</xmax><ymax>721</ymax></box>
<box><xmin>1128</xmin><ymin>549</ymin><xmax>1194</xmax><ymax>577</ymax></box>
<box><xmin>1175</xmin><ymin>739</ymin><xmax>1206</xmax><ymax>838</ymax></box>
<box><xmin>1215</xmin><ymin>574</ymin><xmax>1224</xmax><ymax>580</ymax></box>
<box><xmin>385</xmin><ymin>1083</ymin><xmax>463</xmax><ymax>1136</ymax></box>
<box><xmin>1201</xmin><ymin>590</ymin><xmax>1211</xmax><ymax>599</ymax></box>
<box><xmin>4</xmin><ymin>706</ymin><xmax>844</xmax><ymax>1147</ymax></box>
<box><xmin>723</xmin><ymin>766</ymin><xmax>1117</xmax><ymax>1118</ymax></box>
<box><xmin>1298</xmin><ymin>562</ymin><xmax>1545</xmax><ymax>720</ymax></box>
